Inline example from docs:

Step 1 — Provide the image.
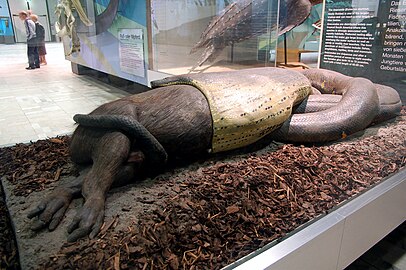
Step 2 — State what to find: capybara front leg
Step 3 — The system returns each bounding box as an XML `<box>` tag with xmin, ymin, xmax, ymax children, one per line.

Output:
<box><xmin>27</xmin><ymin>160</ymin><xmax>140</xmax><ymax>233</ymax></box>
<box><xmin>67</xmin><ymin>131</ymin><xmax>132</xmax><ymax>242</ymax></box>
<box><xmin>27</xmin><ymin>176</ymin><xmax>82</xmax><ymax>231</ymax></box>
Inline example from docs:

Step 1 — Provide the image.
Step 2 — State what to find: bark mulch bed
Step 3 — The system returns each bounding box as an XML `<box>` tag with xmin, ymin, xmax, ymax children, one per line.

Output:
<box><xmin>0</xmin><ymin>184</ymin><xmax>19</xmax><ymax>270</ymax></box>
<box><xmin>0</xmin><ymin>136</ymin><xmax>76</xmax><ymax>270</ymax></box>
<box><xmin>0</xmin><ymin>136</ymin><xmax>77</xmax><ymax>197</ymax></box>
<box><xmin>0</xmin><ymin>108</ymin><xmax>405</xmax><ymax>270</ymax></box>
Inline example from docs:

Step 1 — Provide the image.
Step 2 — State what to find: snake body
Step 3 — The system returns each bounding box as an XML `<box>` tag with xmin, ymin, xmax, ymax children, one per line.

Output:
<box><xmin>73</xmin><ymin>68</ymin><xmax>402</xmax><ymax>163</ymax></box>
<box><xmin>293</xmin><ymin>69</ymin><xmax>402</xmax><ymax>124</ymax></box>
<box><xmin>270</xmin><ymin>68</ymin><xmax>402</xmax><ymax>142</ymax></box>
<box><xmin>294</xmin><ymin>85</ymin><xmax>402</xmax><ymax>124</ymax></box>
<box><xmin>271</xmin><ymin>77</ymin><xmax>380</xmax><ymax>142</ymax></box>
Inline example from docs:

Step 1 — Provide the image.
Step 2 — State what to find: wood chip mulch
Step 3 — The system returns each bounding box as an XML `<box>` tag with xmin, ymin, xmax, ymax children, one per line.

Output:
<box><xmin>0</xmin><ymin>135</ymin><xmax>77</xmax><ymax>270</ymax></box>
<box><xmin>0</xmin><ymin>136</ymin><xmax>78</xmax><ymax>197</ymax></box>
<box><xmin>45</xmin><ymin>109</ymin><xmax>405</xmax><ymax>270</ymax></box>
<box><xmin>0</xmin><ymin>108</ymin><xmax>405</xmax><ymax>270</ymax></box>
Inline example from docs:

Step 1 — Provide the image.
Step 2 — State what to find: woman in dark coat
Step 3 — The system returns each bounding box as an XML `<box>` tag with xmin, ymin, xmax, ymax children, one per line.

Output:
<box><xmin>31</xmin><ymin>14</ymin><xmax>47</xmax><ymax>65</ymax></box>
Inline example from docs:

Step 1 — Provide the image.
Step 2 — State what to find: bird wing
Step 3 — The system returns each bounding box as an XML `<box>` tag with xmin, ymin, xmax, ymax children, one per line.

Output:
<box><xmin>190</xmin><ymin>0</ymin><xmax>255</xmax><ymax>53</ymax></box>
<box><xmin>278</xmin><ymin>0</ymin><xmax>312</xmax><ymax>35</ymax></box>
<box><xmin>190</xmin><ymin>0</ymin><xmax>314</xmax><ymax>69</ymax></box>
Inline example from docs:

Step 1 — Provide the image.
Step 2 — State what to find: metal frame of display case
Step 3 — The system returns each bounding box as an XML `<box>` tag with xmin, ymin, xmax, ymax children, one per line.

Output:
<box><xmin>224</xmin><ymin>167</ymin><xmax>406</xmax><ymax>270</ymax></box>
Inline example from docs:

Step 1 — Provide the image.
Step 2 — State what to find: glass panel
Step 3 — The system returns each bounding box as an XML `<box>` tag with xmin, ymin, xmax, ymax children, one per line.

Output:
<box><xmin>151</xmin><ymin>0</ymin><xmax>280</xmax><ymax>75</ymax></box>
<box><xmin>57</xmin><ymin>0</ymin><xmax>150</xmax><ymax>85</ymax></box>
<box><xmin>320</xmin><ymin>0</ymin><xmax>406</xmax><ymax>102</ymax></box>
<box><xmin>275</xmin><ymin>2</ymin><xmax>323</xmax><ymax>68</ymax></box>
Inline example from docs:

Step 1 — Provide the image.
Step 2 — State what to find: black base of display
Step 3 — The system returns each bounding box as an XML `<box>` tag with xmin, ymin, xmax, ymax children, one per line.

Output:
<box><xmin>71</xmin><ymin>62</ymin><xmax>89</xmax><ymax>75</ymax></box>
<box><xmin>70</xmin><ymin>63</ymin><xmax>150</xmax><ymax>94</ymax></box>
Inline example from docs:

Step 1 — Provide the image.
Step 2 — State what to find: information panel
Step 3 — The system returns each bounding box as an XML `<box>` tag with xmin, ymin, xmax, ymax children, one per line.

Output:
<box><xmin>320</xmin><ymin>0</ymin><xmax>406</xmax><ymax>101</ymax></box>
<box><xmin>119</xmin><ymin>28</ymin><xmax>145</xmax><ymax>77</ymax></box>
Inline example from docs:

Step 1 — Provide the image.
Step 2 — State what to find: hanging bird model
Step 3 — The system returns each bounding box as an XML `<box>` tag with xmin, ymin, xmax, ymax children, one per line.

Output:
<box><xmin>190</xmin><ymin>0</ymin><xmax>323</xmax><ymax>69</ymax></box>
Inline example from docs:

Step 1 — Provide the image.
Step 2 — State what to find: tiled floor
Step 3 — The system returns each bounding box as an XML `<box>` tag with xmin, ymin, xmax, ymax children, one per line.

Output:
<box><xmin>0</xmin><ymin>42</ymin><xmax>128</xmax><ymax>147</ymax></box>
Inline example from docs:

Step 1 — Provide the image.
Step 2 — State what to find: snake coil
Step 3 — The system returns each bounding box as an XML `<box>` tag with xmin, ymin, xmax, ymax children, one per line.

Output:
<box><xmin>271</xmin><ymin>74</ymin><xmax>381</xmax><ymax>142</ymax></box>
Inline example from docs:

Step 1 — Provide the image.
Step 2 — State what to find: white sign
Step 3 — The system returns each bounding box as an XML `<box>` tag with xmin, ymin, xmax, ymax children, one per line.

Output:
<box><xmin>118</xmin><ymin>28</ymin><xmax>145</xmax><ymax>77</ymax></box>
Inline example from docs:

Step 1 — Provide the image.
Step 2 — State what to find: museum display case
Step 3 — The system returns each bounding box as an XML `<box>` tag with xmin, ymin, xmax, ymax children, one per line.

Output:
<box><xmin>55</xmin><ymin>1</ymin><xmax>404</xmax><ymax>268</ymax></box>
<box><xmin>61</xmin><ymin>0</ymin><xmax>324</xmax><ymax>85</ymax></box>
<box><xmin>0</xmin><ymin>0</ymin><xmax>404</xmax><ymax>269</ymax></box>
<box><xmin>150</xmin><ymin>0</ymin><xmax>279</xmax><ymax>74</ymax></box>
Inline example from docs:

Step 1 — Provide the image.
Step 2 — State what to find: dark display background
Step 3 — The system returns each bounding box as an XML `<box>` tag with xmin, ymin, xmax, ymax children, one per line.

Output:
<box><xmin>320</xmin><ymin>0</ymin><xmax>406</xmax><ymax>102</ymax></box>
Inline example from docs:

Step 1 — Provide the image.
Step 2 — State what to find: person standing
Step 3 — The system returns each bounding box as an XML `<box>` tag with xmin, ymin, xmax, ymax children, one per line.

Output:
<box><xmin>18</xmin><ymin>10</ymin><xmax>39</xmax><ymax>69</ymax></box>
<box><xmin>30</xmin><ymin>14</ymin><xmax>47</xmax><ymax>65</ymax></box>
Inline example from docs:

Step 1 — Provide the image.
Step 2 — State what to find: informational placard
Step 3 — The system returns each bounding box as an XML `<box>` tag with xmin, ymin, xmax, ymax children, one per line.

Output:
<box><xmin>380</xmin><ymin>0</ymin><xmax>406</xmax><ymax>72</ymax></box>
<box><xmin>322</xmin><ymin>7</ymin><xmax>374</xmax><ymax>69</ymax></box>
<box><xmin>320</xmin><ymin>0</ymin><xmax>406</xmax><ymax>87</ymax></box>
<box><xmin>118</xmin><ymin>28</ymin><xmax>145</xmax><ymax>77</ymax></box>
